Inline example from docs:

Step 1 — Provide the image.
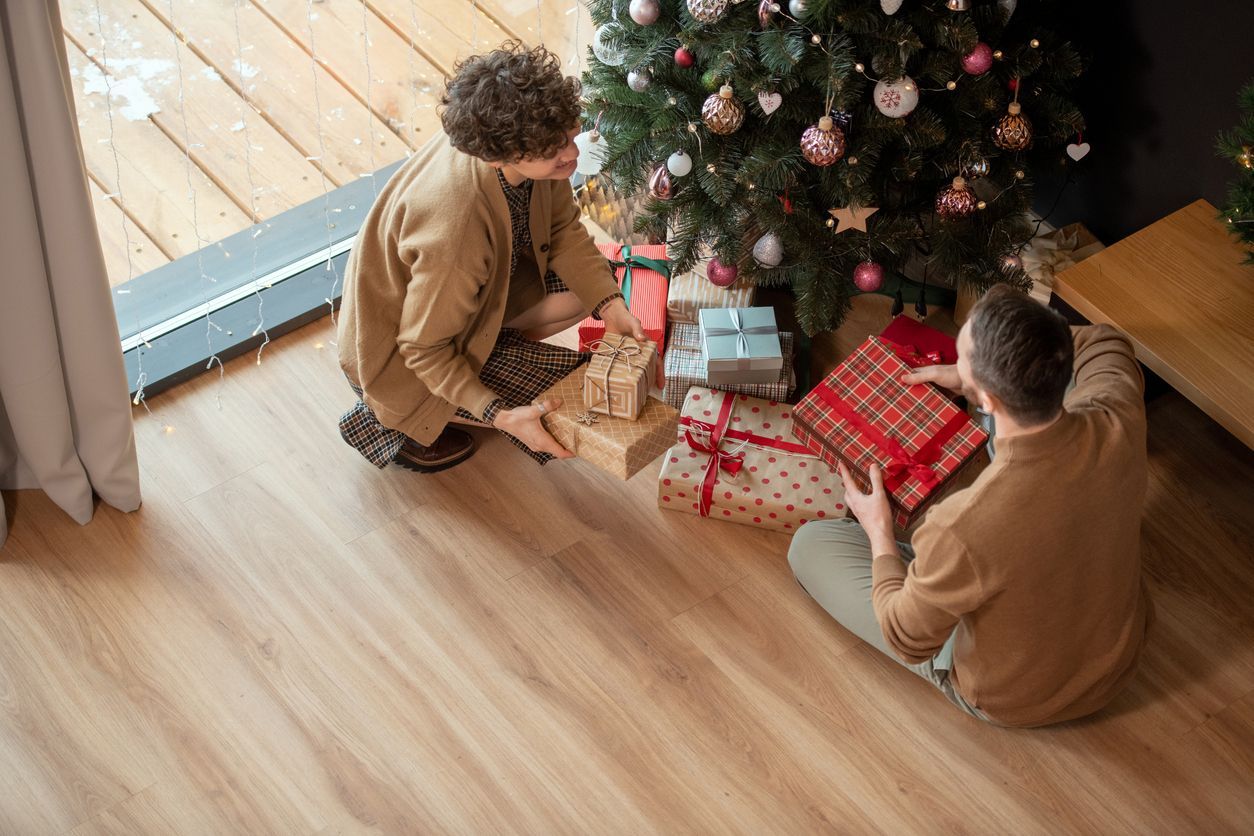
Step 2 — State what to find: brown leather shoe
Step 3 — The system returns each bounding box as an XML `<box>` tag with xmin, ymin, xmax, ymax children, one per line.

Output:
<box><xmin>392</xmin><ymin>427</ymin><xmax>476</xmax><ymax>473</ymax></box>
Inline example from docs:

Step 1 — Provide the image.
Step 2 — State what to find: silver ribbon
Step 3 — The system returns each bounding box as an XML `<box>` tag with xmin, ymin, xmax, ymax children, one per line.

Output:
<box><xmin>705</xmin><ymin>309</ymin><xmax>774</xmax><ymax>360</ymax></box>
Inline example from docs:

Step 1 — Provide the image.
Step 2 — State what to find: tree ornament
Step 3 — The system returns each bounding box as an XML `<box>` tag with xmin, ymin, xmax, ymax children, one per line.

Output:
<box><xmin>592</xmin><ymin>24</ymin><xmax>627</xmax><ymax>67</ymax></box>
<box><xmin>1000</xmin><ymin>253</ymin><xmax>1024</xmax><ymax>274</ymax></box>
<box><xmin>707</xmin><ymin>257</ymin><xmax>739</xmax><ymax>287</ymax></box>
<box><xmin>963</xmin><ymin>157</ymin><xmax>991</xmax><ymax>179</ymax></box>
<box><xmin>828</xmin><ymin>205</ymin><xmax>879</xmax><ymax>233</ymax></box>
<box><xmin>674</xmin><ymin>46</ymin><xmax>696</xmax><ymax>68</ymax></box>
<box><xmin>788</xmin><ymin>0</ymin><xmax>808</xmax><ymax>16</ymax></box>
<box><xmin>962</xmin><ymin>43</ymin><xmax>994</xmax><ymax>75</ymax></box>
<box><xmin>757</xmin><ymin>0</ymin><xmax>780</xmax><ymax>27</ymax></box>
<box><xmin>701</xmin><ymin>68</ymin><xmax>721</xmax><ymax>91</ymax></box>
<box><xmin>573</xmin><ymin>129</ymin><xmax>608</xmax><ymax>175</ymax></box>
<box><xmin>852</xmin><ymin>260</ymin><xmax>885</xmax><ymax>292</ymax></box>
<box><xmin>647</xmin><ymin>163</ymin><xmax>674</xmax><ymax>200</ymax></box>
<box><xmin>758</xmin><ymin>90</ymin><xmax>783</xmax><ymax>115</ymax></box>
<box><xmin>687</xmin><ymin>0</ymin><xmax>730</xmax><ymax>25</ymax></box>
<box><xmin>800</xmin><ymin>116</ymin><xmax>847</xmax><ymax>166</ymax></box>
<box><xmin>667</xmin><ymin>149</ymin><xmax>694</xmax><ymax>176</ymax></box>
<box><xmin>992</xmin><ymin>101</ymin><xmax>1033</xmax><ymax>151</ymax></box>
<box><xmin>946</xmin><ymin>0</ymin><xmax>969</xmax><ymax>9</ymax></box>
<box><xmin>627</xmin><ymin>68</ymin><xmax>653</xmax><ymax>92</ymax></box>
<box><xmin>752</xmin><ymin>232</ymin><xmax>784</xmax><ymax>267</ymax></box>
<box><xmin>702</xmin><ymin>85</ymin><xmax>745</xmax><ymax>135</ymax></box>
<box><xmin>629</xmin><ymin>0</ymin><xmax>661</xmax><ymax>26</ymax></box>
<box><xmin>935</xmin><ymin>176</ymin><xmax>978</xmax><ymax>219</ymax></box>
<box><xmin>873</xmin><ymin>77</ymin><xmax>919</xmax><ymax>118</ymax></box>
<box><xmin>881</xmin><ymin>0</ymin><xmax>903</xmax><ymax>13</ymax></box>
<box><xmin>1066</xmin><ymin>140</ymin><xmax>1091</xmax><ymax>161</ymax></box>
<box><xmin>999</xmin><ymin>0</ymin><xmax>1017</xmax><ymax>19</ymax></box>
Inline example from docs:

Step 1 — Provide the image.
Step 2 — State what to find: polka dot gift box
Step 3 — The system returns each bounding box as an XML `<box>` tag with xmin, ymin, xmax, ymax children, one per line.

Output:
<box><xmin>656</xmin><ymin>387</ymin><xmax>846</xmax><ymax>533</ymax></box>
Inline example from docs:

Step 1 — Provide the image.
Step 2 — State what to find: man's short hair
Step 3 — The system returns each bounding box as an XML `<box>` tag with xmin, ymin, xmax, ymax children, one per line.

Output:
<box><xmin>966</xmin><ymin>284</ymin><xmax>1074</xmax><ymax>426</ymax></box>
<box><xmin>439</xmin><ymin>41</ymin><xmax>581</xmax><ymax>163</ymax></box>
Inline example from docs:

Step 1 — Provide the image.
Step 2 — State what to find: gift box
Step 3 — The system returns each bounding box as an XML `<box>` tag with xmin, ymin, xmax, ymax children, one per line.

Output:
<box><xmin>658</xmin><ymin>387</ymin><xmax>846</xmax><ymax>533</ymax></box>
<box><xmin>698</xmin><ymin>307</ymin><xmax>784</xmax><ymax>385</ymax></box>
<box><xmin>662</xmin><ymin>322</ymin><xmax>795</xmax><ymax>409</ymax></box>
<box><xmin>879</xmin><ymin>316</ymin><xmax>957</xmax><ymax>368</ymax></box>
<box><xmin>583</xmin><ymin>334</ymin><xmax>658</xmax><ymax>421</ymax></box>
<box><xmin>1020</xmin><ymin>223</ymin><xmax>1104</xmax><ymax>304</ymax></box>
<box><xmin>578</xmin><ymin>243</ymin><xmax>670</xmax><ymax>385</ymax></box>
<box><xmin>792</xmin><ymin>337</ymin><xmax>988</xmax><ymax>529</ymax></box>
<box><xmin>540</xmin><ymin>370</ymin><xmax>677</xmax><ymax>480</ymax></box>
<box><xmin>666</xmin><ymin>258</ymin><xmax>756</xmax><ymax>324</ymax></box>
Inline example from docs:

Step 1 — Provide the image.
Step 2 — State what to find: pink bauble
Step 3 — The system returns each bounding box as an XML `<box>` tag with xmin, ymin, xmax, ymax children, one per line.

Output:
<box><xmin>852</xmin><ymin>260</ymin><xmax>885</xmax><ymax>292</ymax></box>
<box><xmin>675</xmin><ymin>47</ymin><xmax>696</xmax><ymax>68</ymax></box>
<box><xmin>962</xmin><ymin>42</ymin><xmax>994</xmax><ymax>75</ymax></box>
<box><xmin>707</xmin><ymin>257</ymin><xmax>739</xmax><ymax>287</ymax></box>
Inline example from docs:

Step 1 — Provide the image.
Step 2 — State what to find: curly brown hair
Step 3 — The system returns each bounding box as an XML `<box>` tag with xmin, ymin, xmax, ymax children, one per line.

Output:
<box><xmin>439</xmin><ymin>41</ymin><xmax>582</xmax><ymax>163</ymax></box>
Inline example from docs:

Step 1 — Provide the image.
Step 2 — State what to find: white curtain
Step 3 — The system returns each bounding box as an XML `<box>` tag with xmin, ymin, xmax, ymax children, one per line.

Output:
<box><xmin>0</xmin><ymin>0</ymin><xmax>141</xmax><ymax>547</ymax></box>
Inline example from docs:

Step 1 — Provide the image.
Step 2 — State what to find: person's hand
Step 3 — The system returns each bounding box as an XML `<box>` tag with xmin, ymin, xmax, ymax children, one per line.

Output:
<box><xmin>491</xmin><ymin>399</ymin><xmax>575</xmax><ymax>459</ymax></box>
<box><xmin>599</xmin><ymin>298</ymin><xmax>646</xmax><ymax>343</ymax></box>
<box><xmin>901</xmin><ymin>363</ymin><xmax>961</xmax><ymax>395</ymax></box>
<box><xmin>837</xmin><ymin>462</ymin><xmax>896</xmax><ymax>551</ymax></box>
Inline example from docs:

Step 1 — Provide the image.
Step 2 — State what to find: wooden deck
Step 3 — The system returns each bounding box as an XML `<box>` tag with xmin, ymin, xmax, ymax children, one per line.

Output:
<box><xmin>64</xmin><ymin>0</ymin><xmax>586</xmax><ymax>288</ymax></box>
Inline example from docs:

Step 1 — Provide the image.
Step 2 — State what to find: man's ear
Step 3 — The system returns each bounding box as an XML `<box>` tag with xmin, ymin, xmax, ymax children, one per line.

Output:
<box><xmin>975</xmin><ymin>386</ymin><xmax>1000</xmax><ymax>416</ymax></box>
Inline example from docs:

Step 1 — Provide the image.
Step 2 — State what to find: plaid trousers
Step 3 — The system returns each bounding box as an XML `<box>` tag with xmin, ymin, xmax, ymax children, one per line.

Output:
<box><xmin>339</xmin><ymin>277</ymin><xmax>590</xmax><ymax>467</ymax></box>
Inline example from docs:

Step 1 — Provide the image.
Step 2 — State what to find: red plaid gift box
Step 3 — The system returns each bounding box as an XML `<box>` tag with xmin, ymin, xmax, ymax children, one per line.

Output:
<box><xmin>578</xmin><ymin>243</ymin><xmax>669</xmax><ymax>385</ymax></box>
<box><xmin>792</xmin><ymin>337</ymin><xmax>987</xmax><ymax>528</ymax></box>
<box><xmin>658</xmin><ymin>387</ymin><xmax>846</xmax><ymax>533</ymax></box>
<box><xmin>880</xmin><ymin>316</ymin><xmax>957</xmax><ymax>368</ymax></box>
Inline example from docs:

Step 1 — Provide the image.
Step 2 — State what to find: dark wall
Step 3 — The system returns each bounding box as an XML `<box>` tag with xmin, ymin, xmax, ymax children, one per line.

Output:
<box><xmin>1038</xmin><ymin>0</ymin><xmax>1254</xmax><ymax>244</ymax></box>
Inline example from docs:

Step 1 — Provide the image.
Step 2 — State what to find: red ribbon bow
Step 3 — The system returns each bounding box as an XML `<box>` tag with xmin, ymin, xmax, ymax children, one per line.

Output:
<box><xmin>885</xmin><ymin>340</ymin><xmax>946</xmax><ymax>368</ymax></box>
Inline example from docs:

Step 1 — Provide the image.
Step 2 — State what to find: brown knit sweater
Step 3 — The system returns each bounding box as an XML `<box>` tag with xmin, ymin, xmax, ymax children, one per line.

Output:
<box><xmin>871</xmin><ymin>325</ymin><xmax>1155</xmax><ymax>727</ymax></box>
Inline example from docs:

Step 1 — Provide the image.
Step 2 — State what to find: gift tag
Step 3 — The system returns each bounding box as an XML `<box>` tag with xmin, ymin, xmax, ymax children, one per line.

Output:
<box><xmin>758</xmin><ymin>91</ymin><xmax>783</xmax><ymax>115</ymax></box>
<box><xmin>1066</xmin><ymin>141</ymin><xmax>1091</xmax><ymax>161</ymax></box>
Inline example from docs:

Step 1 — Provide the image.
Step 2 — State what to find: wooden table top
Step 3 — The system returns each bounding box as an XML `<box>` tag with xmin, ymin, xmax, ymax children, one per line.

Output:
<box><xmin>1054</xmin><ymin>199</ymin><xmax>1254</xmax><ymax>448</ymax></box>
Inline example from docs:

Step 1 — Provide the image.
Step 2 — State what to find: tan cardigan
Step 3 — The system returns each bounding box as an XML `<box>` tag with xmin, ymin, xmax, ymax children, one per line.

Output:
<box><xmin>872</xmin><ymin>325</ymin><xmax>1154</xmax><ymax>727</ymax></box>
<box><xmin>337</xmin><ymin>135</ymin><xmax>620</xmax><ymax>444</ymax></box>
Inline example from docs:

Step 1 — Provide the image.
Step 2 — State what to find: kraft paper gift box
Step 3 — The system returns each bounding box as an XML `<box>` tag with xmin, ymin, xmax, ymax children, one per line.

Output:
<box><xmin>791</xmin><ymin>337</ymin><xmax>987</xmax><ymax>529</ymax></box>
<box><xmin>578</xmin><ymin>243</ymin><xmax>669</xmax><ymax>385</ymax></box>
<box><xmin>583</xmin><ymin>334</ymin><xmax>658</xmax><ymax>421</ymax></box>
<box><xmin>879</xmin><ymin>315</ymin><xmax>958</xmax><ymax>368</ymax></box>
<box><xmin>698</xmin><ymin>307</ymin><xmax>784</xmax><ymax>385</ymax></box>
<box><xmin>540</xmin><ymin>370</ymin><xmax>677</xmax><ymax>480</ymax></box>
<box><xmin>657</xmin><ymin>387</ymin><xmax>846</xmax><ymax>533</ymax></box>
<box><xmin>1020</xmin><ymin>222</ymin><xmax>1105</xmax><ymax>304</ymax></box>
<box><xmin>666</xmin><ymin>258</ymin><xmax>756</xmax><ymax>324</ymax></box>
<box><xmin>662</xmin><ymin>322</ymin><xmax>795</xmax><ymax>410</ymax></box>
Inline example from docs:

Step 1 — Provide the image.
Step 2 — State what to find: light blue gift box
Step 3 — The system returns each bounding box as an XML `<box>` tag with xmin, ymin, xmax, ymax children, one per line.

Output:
<box><xmin>698</xmin><ymin>307</ymin><xmax>784</xmax><ymax>385</ymax></box>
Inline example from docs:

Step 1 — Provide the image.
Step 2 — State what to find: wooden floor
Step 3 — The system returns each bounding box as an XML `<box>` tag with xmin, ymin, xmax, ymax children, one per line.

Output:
<box><xmin>64</xmin><ymin>0</ymin><xmax>584</xmax><ymax>287</ymax></box>
<box><xmin>3</xmin><ymin>295</ymin><xmax>1254</xmax><ymax>833</ymax></box>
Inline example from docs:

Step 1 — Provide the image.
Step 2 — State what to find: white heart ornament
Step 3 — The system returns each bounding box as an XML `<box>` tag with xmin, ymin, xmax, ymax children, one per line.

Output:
<box><xmin>1066</xmin><ymin>142</ymin><xmax>1091</xmax><ymax>161</ymax></box>
<box><xmin>758</xmin><ymin>91</ymin><xmax>782</xmax><ymax>115</ymax></box>
<box><xmin>881</xmin><ymin>0</ymin><xmax>903</xmax><ymax>13</ymax></box>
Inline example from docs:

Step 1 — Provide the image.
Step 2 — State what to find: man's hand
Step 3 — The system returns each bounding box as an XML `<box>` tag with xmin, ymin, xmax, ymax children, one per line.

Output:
<box><xmin>901</xmin><ymin>363</ymin><xmax>962</xmax><ymax>395</ymax></box>
<box><xmin>491</xmin><ymin>398</ymin><xmax>575</xmax><ymax>459</ymax></box>
<box><xmin>838</xmin><ymin>462</ymin><xmax>897</xmax><ymax>554</ymax></box>
<box><xmin>599</xmin><ymin>298</ymin><xmax>646</xmax><ymax>343</ymax></box>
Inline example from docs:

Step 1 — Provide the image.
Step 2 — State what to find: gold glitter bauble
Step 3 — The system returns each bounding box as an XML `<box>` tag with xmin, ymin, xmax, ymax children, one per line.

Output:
<box><xmin>800</xmin><ymin>116</ymin><xmax>846</xmax><ymax>166</ymax></box>
<box><xmin>992</xmin><ymin>101</ymin><xmax>1033</xmax><ymax>151</ymax></box>
<box><xmin>687</xmin><ymin>0</ymin><xmax>730</xmax><ymax>24</ymax></box>
<box><xmin>702</xmin><ymin>85</ymin><xmax>745</xmax><ymax>135</ymax></box>
<box><xmin>935</xmin><ymin>176</ymin><xmax>978</xmax><ymax>220</ymax></box>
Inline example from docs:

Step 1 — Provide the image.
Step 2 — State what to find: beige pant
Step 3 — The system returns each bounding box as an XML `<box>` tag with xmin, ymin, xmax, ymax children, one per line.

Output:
<box><xmin>787</xmin><ymin>518</ymin><xmax>989</xmax><ymax>721</ymax></box>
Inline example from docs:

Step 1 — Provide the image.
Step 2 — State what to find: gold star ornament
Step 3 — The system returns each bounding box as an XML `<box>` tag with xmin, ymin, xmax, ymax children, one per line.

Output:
<box><xmin>828</xmin><ymin>204</ymin><xmax>879</xmax><ymax>233</ymax></box>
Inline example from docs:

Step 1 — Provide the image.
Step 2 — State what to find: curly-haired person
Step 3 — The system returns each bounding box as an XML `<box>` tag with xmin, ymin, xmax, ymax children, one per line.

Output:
<box><xmin>337</xmin><ymin>42</ymin><xmax>642</xmax><ymax>472</ymax></box>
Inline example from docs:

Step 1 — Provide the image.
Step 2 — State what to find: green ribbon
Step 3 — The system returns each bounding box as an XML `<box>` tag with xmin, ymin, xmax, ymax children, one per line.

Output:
<box><xmin>607</xmin><ymin>244</ymin><xmax>671</xmax><ymax>305</ymax></box>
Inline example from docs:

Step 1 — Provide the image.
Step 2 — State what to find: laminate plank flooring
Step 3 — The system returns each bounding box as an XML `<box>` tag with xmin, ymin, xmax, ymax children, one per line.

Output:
<box><xmin>3</xmin><ymin>300</ymin><xmax>1254</xmax><ymax>832</ymax></box>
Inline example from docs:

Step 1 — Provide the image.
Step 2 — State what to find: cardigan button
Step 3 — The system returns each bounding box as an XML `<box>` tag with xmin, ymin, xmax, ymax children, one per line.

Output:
<box><xmin>539</xmin><ymin>243</ymin><xmax>550</xmax><ymax>253</ymax></box>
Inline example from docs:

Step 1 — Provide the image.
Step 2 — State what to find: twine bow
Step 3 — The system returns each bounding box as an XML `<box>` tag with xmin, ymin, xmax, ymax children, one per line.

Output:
<box><xmin>587</xmin><ymin>334</ymin><xmax>647</xmax><ymax>418</ymax></box>
<box><xmin>607</xmin><ymin>244</ymin><xmax>671</xmax><ymax>305</ymax></box>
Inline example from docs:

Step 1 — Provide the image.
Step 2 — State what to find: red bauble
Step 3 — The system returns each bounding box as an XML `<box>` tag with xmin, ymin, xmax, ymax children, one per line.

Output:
<box><xmin>1007</xmin><ymin>77</ymin><xmax>1019</xmax><ymax>93</ymax></box>
<box><xmin>852</xmin><ymin>260</ymin><xmax>885</xmax><ymax>292</ymax></box>
<box><xmin>675</xmin><ymin>47</ymin><xmax>696</xmax><ymax>68</ymax></box>
<box><xmin>707</xmin><ymin>257</ymin><xmax>739</xmax><ymax>287</ymax></box>
<box><xmin>961</xmin><ymin>42</ymin><xmax>994</xmax><ymax>75</ymax></box>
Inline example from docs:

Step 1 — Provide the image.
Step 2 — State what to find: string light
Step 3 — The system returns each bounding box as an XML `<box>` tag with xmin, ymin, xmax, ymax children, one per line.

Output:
<box><xmin>166</xmin><ymin>0</ymin><xmax>225</xmax><ymax>407</ymax></box>
<box><xmin>305</xmin><ymin>0</ymin><xmax>342</xmax><ymax>347</ymax></box>
<box><xmin>231</xmin><ymin>0</ymin><xmax>270</xmax><ymax>367</ymax></box>
<box><xmin>361</xmin><ymin>1</ymin><xmax>379</xmax><ymax>197</ymax></box>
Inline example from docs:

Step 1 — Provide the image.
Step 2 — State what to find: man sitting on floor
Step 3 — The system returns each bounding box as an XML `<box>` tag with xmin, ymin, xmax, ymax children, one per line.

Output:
<box><xmin>788</xmin><ymin>286</ymin><xmax>1155</xmax><ymax>727</ymax></box>
<box><xmin>337</xmin><ymin>42</ymin><xmax>643</xmax><ymax>473</ymax></box>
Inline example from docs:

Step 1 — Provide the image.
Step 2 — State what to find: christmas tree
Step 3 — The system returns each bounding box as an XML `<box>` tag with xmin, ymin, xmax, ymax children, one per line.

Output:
<box><xmin>580</xmin><ymin>0</ymin><xmax>1086</xmax><ymax>334</ymax></box>
<box><xmin>1217</xmin><ymin>80</ymin><xmax>1254</xmax><ymax>264</ymax></box>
